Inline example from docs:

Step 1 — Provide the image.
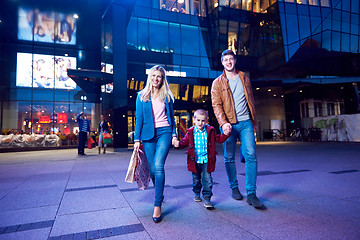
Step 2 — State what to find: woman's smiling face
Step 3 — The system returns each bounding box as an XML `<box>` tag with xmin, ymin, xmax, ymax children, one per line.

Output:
<box><xmin>151</xmin><ymin>70</ymin><xmax>163</xmax><ymax>89</ymax></box>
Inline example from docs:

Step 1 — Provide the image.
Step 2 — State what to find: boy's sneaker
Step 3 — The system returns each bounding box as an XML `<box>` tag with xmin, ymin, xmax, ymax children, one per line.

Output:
<box><xmin>231</xmin><ymin>188</ymin><xmax>243</xmax><ymax>200</ymax></box>
<box><xmin>194</xmin><ymin>194</ymin><xmax>202</xmax><ymax>202</ymax></box>
<box><xmin>247</xmin><ymin>193</ymin><xmax>263</xmax><ymax>209</ymax></box>
<box><xmin>204</xmin><ymin>199</ymin><xmax>214</xmax><ymax>209</ymax></box>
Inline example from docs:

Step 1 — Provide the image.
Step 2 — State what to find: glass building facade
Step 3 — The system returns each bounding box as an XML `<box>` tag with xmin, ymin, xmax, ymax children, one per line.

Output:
<box><xmin>1</xmin><ymin>0</ymin><xmax>359</xmax><ymax>146</ymax></box>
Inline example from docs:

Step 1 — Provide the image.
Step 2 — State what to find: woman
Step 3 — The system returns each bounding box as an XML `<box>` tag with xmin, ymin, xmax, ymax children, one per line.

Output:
<box><xmin>134</xmin><ymin>65</ymin><xmax>177</xmax><ymax>223</ymax></box>
<box><xmin>97</xmin><ymin>114</ymin><xmax>109</xmax><ymax>154</ymax></box>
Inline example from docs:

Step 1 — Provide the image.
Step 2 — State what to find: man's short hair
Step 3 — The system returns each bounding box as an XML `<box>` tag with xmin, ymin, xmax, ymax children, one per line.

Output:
<box><xmin>221</xmin><ymin>49</ymin><xmax>236</xmax><ymax>62</ymax></box>
<box><xmin>194</xmin><ymin>109</ymin><xmax>208</xmax><ymax>119</ymax></box>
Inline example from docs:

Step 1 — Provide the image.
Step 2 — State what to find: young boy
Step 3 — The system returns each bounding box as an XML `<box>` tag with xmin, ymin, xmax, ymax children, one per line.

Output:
<box><xmin>173</xmin><ymin>109</ymin><xmax>231</xmax><ymax>209</ymax></box>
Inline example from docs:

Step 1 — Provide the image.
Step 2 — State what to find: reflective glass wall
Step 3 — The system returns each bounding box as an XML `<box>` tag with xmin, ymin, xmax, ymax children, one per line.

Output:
<box><xmin>0</xmin><ymin>0</ymin><xmax>101</xmax><ymax>136</ymax></box>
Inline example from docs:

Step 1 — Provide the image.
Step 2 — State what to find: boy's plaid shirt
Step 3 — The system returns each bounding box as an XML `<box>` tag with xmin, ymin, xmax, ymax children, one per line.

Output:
<box><xmin>194</xmin><ymin>126</ymin><xmax>208</xmax><ymax>164</ymax></box>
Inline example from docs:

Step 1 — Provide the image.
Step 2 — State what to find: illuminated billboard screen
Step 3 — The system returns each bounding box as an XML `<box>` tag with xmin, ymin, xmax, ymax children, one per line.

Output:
<box><xmin>18</xmin><ymin>7</ymin><xmax>77</xmax><ymax>45</ymax></box>
<box><xmin>16</xmin><ymin>52</ymin><xmax>77</xmax><ymax>89</ymax></box>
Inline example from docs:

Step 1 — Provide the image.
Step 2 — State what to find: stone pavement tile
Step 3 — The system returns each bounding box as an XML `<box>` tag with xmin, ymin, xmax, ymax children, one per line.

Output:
<box><xmin>66</xmin><ymin>173</ymin><xmax>116</xmax><ymax>189</ymax></box>
<box><xmin>250</xmin><ymin>218</ymin><xmax>360</xmax><ymax>240</ymax></box>
<box><xmin>36</xmin><ymin>161</ymin><xmax>74</xmax><ymax>174</ymax></box>
<box><xmin>163</xmin><ymin>167</ymin><xmax>193</xmax><ymax>187</ymax></box>
<box><xmin>0</xmin><ymin>187</ymin><xmax>64</xmax><ymax>211</ymax></box>
<box><xmin>218</xmin><ymin>199</ymin><xmax>308</xmax><ymax>224</ymax></box>
<box><xmin>57</xmin><ymin>188</ymin><xmax>128</xmax><ymax>215</ymax></box>
<box><xmin>0</xmin><ymin>227</ymin><xmax>51</xmax><ymax>240</ymax></box>
<box><xmin>123</xmin><ymin>187</ymin><xmax>200</xmax><ymax>218</ymax></box>
<box><xmin>139</xmin><ymin>207</ymin><xmax>259</xmax><ymax>240</ymax></box>
<box><xmin>101</xmin><ymin>231</ymin><xmax>151</xmax><ymax>240</ymax></box>
<box><xmin>343</xmin><ymin>196</ymin><xmax>360</xmax><ymax>204</ymax></box>
<box><xmin>50</xmin><ymin>207</ymin><xmax>140</xmax><ymax>237</ymax></box>
<box><xmin>109</xmin><ymin>170</ymin><xmax>137</xmax><ymax>190</ymax></box>
<box><xmin>15</xmin><ymin>173</ymin><xmax>70</xmax><ymax>191</ymax></box>
<box><xmin>279</xmin><ymin>196</ymin><xmax>360</xmax><ymax>223</ymax></box>
<box><xmin>0</xmin><ymin>205</ymin><xmax>58</xmax><ymax>227</ymax></box>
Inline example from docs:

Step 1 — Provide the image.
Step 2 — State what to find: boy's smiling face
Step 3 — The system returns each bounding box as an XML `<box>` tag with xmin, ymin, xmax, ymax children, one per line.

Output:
<box><xmin>194</xmin><ymin>114</ymin><xmax>207</xmax><ymax>131</ymax></box>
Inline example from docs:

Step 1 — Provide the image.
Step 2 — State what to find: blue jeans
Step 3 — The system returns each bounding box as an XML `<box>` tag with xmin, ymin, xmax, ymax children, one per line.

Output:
<box><xmin>142</xmin><ymin>126</ymin><xmax>171</xmax><ymax>207</ymax></box>
<box><xmin>222</xmin><ymin>120</ymin><xmax>257</xmax><ymax>195</ymax></box>
<box><xmin>192</xmin><ymin>163</ymin><xmax>213</xmax><ymax>200</ymax></box>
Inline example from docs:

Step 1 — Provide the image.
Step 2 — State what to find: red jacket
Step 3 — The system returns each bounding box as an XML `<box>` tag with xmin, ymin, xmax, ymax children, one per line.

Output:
<box><xmin>177</xmin><ymin>125</ymin><xmax>230</xmax><ymax>173</ymax></box>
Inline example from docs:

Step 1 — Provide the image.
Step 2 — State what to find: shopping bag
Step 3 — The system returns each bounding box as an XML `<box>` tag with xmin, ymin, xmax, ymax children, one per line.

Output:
<box><xmin>134</xmin><ymin>149</ymin><xmax>150</xmax><ymax>190</ymax></box>
<box><xmin>88</xmin><ymin>137</ymin><xmax>95</xmax><ymax>149</ymax></box>
<box><xmin>103</xmin><ymin>133</ymin><xmax>112</xmax><ymax>144</ymax></box>
<box><xmin>103</xmin><ymin>137</ymin><xmax>111</xmax><ymax>144</ymax></box>
<box><xmin>103</xmin><ymin>133</ymin><xmax>111</xmax><ymax>139</ymax></box>
<box><xmin>125</xmin><ymin>149</ymin><xmax>139</xmax><ymax>183</ymax></box>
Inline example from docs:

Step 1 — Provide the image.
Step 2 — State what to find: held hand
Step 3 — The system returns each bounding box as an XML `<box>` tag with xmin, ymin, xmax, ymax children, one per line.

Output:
<box><xmin>173</xmin><ymin>139</ymin><xmax>180</xmax><ymax>148</ymax></box>
<box><xmin>222</xmin><ymin>123</ymin><xmax>232</xmax><ymax>134</ymax></box>
<box><xmin>172</xmin><ymin>137</ymin><xmax>179</xmax><ymax>147</ymax></box>
<box><xmin>134</xmin><ymin>141</ymin><xmax>140</xmax><ymax>151</ymax></box>
<box><xmin>223</xmin><ymin>126</ymin><xmax>231</xmax><ymax>136</ymax></box>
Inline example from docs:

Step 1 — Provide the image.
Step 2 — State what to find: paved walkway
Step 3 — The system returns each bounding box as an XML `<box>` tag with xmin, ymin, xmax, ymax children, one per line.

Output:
<box><xmin>0</xmin><ymin>142</ymin><xmax>359</xmax><ymax>240</ymax></box>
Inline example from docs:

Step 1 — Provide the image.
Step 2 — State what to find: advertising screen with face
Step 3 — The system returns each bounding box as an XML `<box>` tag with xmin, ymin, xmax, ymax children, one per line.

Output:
<box><xmin>16</xmin><ymin>52</ymin><xmax>77</xmax><ymax>89</ymax></box>
<box><xmin>18</xmin><ymin>7</ymin><xmax>77</xmax><ymax>45</ymax></box>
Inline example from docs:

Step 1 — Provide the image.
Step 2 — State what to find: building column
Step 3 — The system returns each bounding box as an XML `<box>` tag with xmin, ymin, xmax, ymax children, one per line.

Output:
<box><xmin>112</xmin><ymin>2</ymin><xmax>128</xmax><ymax>148</ymax></box>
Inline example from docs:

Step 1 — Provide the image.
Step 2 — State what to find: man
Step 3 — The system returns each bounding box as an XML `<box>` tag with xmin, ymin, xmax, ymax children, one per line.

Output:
<box><xmin>211</xmin><ymin>49</ymin><xmax>263</xmax><ymax>209</ymax></box>
<box><xmin>77</xmin><ymin>112</ymin><xmax>90</xmax><ymax>156</ymax></box>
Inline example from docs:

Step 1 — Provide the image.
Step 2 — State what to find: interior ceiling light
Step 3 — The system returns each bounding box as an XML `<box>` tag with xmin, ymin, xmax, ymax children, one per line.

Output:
<box><xmin>73</xmin><ymin>14</ymin><xmax>79</xmax><ymax>19</ymax></box>
<box><xmin>178</xmin><ymin>0</ymin><xmax>185</xmax><ymax>3</ymax></box>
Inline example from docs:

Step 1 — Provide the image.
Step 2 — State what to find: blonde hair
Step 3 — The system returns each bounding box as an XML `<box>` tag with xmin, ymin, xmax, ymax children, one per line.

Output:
<box><xmin>139</xmin><ymin>65</ymin><xmax>175</xmax><ymax>103</ymax></box>
<box><xmin>194</xmin><ymin>109</ymin><xmax>208</xmax><ymax>119</ymax></box>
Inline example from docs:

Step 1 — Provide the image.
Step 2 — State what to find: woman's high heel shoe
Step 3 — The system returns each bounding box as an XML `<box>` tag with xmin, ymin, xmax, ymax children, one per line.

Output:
<box><xmin>152</xmin><ymin>215</ymin><xmax>162</xmax><ymax>223</ymax></box>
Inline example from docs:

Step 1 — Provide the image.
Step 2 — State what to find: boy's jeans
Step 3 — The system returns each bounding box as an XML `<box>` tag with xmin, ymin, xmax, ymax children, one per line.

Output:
<box><xmin>192</xmin><ymin>163</ymin><xmax>213</xmax><ymax>200</ymax></box>
<box><xmin>142</xmin><ymin>126</ymin><xmax>172</xmax><ymax>207</ymax></box>
<box><xmin>222</xmin><ymin>119</ymin><xmax>258</xmax><ymax>195</ymax></box>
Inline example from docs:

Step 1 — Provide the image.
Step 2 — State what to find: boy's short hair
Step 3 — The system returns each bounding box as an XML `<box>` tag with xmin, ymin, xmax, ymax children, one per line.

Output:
<box><xmin>221</xmin><ymin>49</ymin><xmax>236</xmax><ymax>62</ymax></box>
<box><xmin>194</xmin><ymin>109</ymin><xmax>208</xmax><ymax>119</ymax></box>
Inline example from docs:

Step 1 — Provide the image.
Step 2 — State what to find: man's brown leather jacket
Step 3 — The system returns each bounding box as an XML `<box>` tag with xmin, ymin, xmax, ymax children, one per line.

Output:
<box><xmin>211</xmin><ymin>70</ymin><xmax>256</xmax><ymax>128</ymax></box>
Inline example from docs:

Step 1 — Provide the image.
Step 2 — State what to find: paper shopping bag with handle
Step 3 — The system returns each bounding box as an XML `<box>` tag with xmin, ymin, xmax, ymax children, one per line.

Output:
<box><xmin>125</xmin><ymin>149</ymin><xmax>139</xmax><ymax>183</ymax></box>
<box><xmin>134</xmin><ymin>149</ymin><xmax>150</xmax><ymax>190</ymax></box>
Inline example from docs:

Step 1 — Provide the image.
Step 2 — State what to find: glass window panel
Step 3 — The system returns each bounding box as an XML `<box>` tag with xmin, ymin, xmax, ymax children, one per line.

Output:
<box><xmin>309</xmin><ymin>0</ymin><xmax>319</xmax><ymax>6</ymax></box>
<box><xmin>297</xmin><ymin>5</ymin><xmax>309</xmax><ymax>15</ymax></box>
<box><xmin>341</xmin><ymin>33</ymin><xmax>350</xmax><ymax>52</ymax></box>
<box><xmin>201</xmin><ymin>57</ymin><xmax>210</xmax><ymax>67</ymax></box>
<box><xmin>320</xmin><ymin>0</ymin><xmax>330</xmax><ymax>7</ymax></box>
<box><xmin>285</xmin><ymin>14</ymin><xmax>300</xmax><ymax>44</ymax></box>
<box><xmin>138</xmin><ymin>18</ymin><xmax>149</xmax><ymax>51</ymax></box>
<box><xmin>297</xmin><ymin>0</ymin><xmax>308</xmax><ymax>4</ymax></box>
<box><xmin>200</xmin><ymin>67</ymin><xmax>209</xmax><ymax>78</ymax></box>
<box><xmin>173</xmin><ymin>54</ymin><xmax>182</xmax><ymax>64</ymax></box>
<box><xmin>169</xmin><ymin>84</ymin><xmax>180</xmax><ymax>99</ymax></box>
<box><xmin>15</xmin><ymin>101</ymin><xmax>31</xmax><ymax>134</ymax></box>
<box><xmin>181</xmin><ymin>66</ymin><xmax>199</xmax><ymax>77</ymax></box>
<box><xmin>321</xmin><ymin>30</ymin><xmax>331</xmax><ymax>51</ymax></box>
<box><xmin>181</xmin><ymin>25</ymin><xmax>200</xmax><ymax>56</ymax></box>
<box><xmin>309</xmin><ymin>7</ymin><xmax>320</xmax><ymax>19</ymax></box>
<box><xmin>341</xmin><ymin>0</ymin><xmax>350</xmax><ymax>11</ymax></box>
<box><xmin>331</xmin><ymin>31</ymin><xmax>340</xmax><ymax>51</ymax></box>
<box><xmin>351</xmin><ymin>13</ymin><xmax>359</xmax><ymax>35</ymax></box>
<box><xmin>127</xmin><ymin>17</ymin><xmax>138</xmax><ymax>50</ymax></box>
<box><xmin>285</xmin><ymin>3</ymin><xmax>297</xmax><ymax>14</ymax></box>
<box><xmin>169</xmin><ymin>23</ymin><xmax>181</xmax><ymax>53</ymax></box>
<box><xmin>351</xmin><ymin>0</ymin><xmax>359</xmax><ymax>13</ymax></box>
<box><xmin>182</xmin><ymin>55</ymin><xmax>200</xmax><ymax>66</ymax></box>
<box><xmin>342</xmin><ymin>12</ymin><xmax>350</xmax><ymax>33</ymax></box>
<box><xmin>288</xmin><ymin>42</ymin><xmax>300</xmax><ymax>59</ymax></box>
<box><xmin>149</xmin><ymin>19</ymin><xmax>169</xmax><ymax>53</ymax></box>
<box><xmin>280</xmin><ymin>13</ymin><xmax>288</xmax><ymax>45</ymax></box>
<box><xmin>350</xmin><ymin>35</ymin><xmax>359</xmax><ymax>53</ymax></box>
<box><xmin>318</xmin><ymin>17</ymin><xmax>330</xmax><ymax>32</ymax></box>
<box><xmin>298</xmin><ymin>15</ymin><xmax>311</xmax><ymax>39</ymax></box>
